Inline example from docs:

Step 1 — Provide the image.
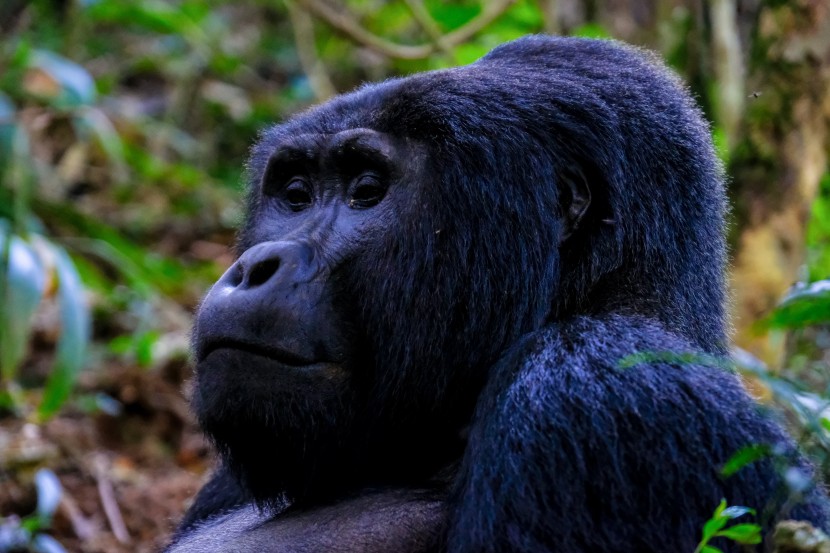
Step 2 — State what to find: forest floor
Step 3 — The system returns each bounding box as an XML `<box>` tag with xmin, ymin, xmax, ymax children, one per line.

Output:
<box><xmin>0</xmin><ymin>359</ymin><xmax>210</xmax><ymax>552</ymax></box>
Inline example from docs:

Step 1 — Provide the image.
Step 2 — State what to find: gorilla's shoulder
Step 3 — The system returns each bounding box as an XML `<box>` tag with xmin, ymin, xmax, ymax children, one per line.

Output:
<box><xmin>504</xmin><ymin>314</ymin><xmax>736</xmax><ymax>392</ymax></box>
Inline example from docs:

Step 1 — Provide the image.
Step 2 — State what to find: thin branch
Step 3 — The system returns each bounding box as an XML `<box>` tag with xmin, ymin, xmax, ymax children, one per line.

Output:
<box><xmin>402</xmin><ymin>0</ymin><xmax>456</xmax><ymax>61</ymax></box>
<box><xmin>59</xmin><ymin>492</ymin><xmax>97</xmax><ymax>541</ymax></box>
<box><xmin>443</xmin><ymin>0</ymin><xmax>517</xmax><ymax>46</ymax></box>
<box><xmin>298</xmin><ymin>0</ymin><xmax>517</xmax><ymax>60</ymax></box>
<box><xmin>709</xmin><ymin>0</ymin><xmax>744</xmax><ymax>148</ymax></box>
<box><xmin>299</xmin><ymin>0</ymin><xmax>431</xmax><ymax>59</ymax></box>
<box><xmin>538</xmin><ymin>0</ymin><xmax>561</xmax><ymax>35</ymax></box>
<box><xmin>93</xmin><ymin>454</ymin><xmax>130</xmax><ymax>544</ymax></box>
<box><xmin>286</xmin><ymin>0</ymin><xmax>337</xmax><ymax>100</ymax></box>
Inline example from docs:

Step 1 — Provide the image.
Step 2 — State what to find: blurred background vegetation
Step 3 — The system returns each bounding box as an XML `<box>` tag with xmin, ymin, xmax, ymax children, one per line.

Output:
<box><xmin>0</xmin><ymin>0</ymin><xmax>828</xmax><ymax>551</ymax></box>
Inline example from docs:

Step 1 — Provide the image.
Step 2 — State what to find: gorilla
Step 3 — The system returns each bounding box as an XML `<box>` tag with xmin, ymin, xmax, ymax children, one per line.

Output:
<box><xmin>168</xmin><ymin>36</ymin><xmax>829</xmax><ymax>552</ymax></box>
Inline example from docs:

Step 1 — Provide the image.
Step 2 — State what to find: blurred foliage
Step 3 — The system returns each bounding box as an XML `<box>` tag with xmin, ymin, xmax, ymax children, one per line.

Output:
<box><xmin>694</xmin><ymin>499</ymin><xmax>761</xmax><ymax>553</ymax></box>
<box><xmin>0</xmin><ymin>469</ymin><xmax>66</xmax><ymax>553</ymax></box>
<box><xmin>807</xmin><ymin>174</ymin><xmax>830</xmax><ymax>282</ymax></box>
<box><xmin>0</xmin><ymin>223</ymin><xmax>90</xmax><ymax>419</ymax></box>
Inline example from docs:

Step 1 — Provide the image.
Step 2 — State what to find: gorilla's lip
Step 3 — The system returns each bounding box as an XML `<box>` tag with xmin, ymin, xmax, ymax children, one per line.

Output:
<box><xmin>199</xmin><ymin>339</ymin><xmax>318</xmax><ymax>367</ymax></box>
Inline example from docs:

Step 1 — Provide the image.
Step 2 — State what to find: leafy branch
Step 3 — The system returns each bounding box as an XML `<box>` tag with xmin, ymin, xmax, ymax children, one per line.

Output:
<box><xmin>694</xmin><ymin>499</ymin><xmax>761</xmax><ymax>553</ymax></box>
<box><xmin>295</xmin><ymin>0</ymin><xmax>516</xmax><ymax>60</ymax></box>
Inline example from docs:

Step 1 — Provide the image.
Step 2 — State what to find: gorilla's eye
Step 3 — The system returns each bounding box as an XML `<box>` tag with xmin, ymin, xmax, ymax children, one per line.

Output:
<box><xmin>349</xmin><ymin>175</ymin><xmax>386</xmax><ymax>209</ymax></box>
<box><xmin>284</xmin><ymin>179</ymin><xmax>312</xmax><ymax>211</ymax></box>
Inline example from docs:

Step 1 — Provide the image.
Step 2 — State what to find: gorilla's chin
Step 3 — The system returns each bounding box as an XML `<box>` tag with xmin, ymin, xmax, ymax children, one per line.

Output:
<box><xmin>193</xmin><ymin>348</ymin><xmax>358</xmax><ymax>504</ymax></box>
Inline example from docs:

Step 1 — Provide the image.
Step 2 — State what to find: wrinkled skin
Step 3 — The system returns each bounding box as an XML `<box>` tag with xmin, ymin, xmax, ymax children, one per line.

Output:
<box><xmin>169</xmin><ymin>36</ymin><xmax>830</xmax><ymax>553</ymax></box>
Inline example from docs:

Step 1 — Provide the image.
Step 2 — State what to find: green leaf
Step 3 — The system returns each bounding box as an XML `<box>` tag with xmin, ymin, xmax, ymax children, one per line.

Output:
<box><xmin>716</xmin><ymin>523</ymin><xmax>762</xmax><ymax>544</ymax></box>
<box><xmin>617</xmin><ymin>350</ymin><xmax>730</xmax><ymax>370</ymax></box>
<box><xmin>38</xmin><ymin>245</ymin><xmax>90</xmax><ymax>419</ymax></box>
<box><xmin>702</xmin><ymin>515</ymin><xmax>728</xmax><ymax>543</ymax></box>
<box><xmin>698</xmin><ymin>499</ymin><xmax>756</xmax><ymax>549</ymax></box>
<box><xmin>700</xmin><ymin>546</ymin><xmax>723</xmax><ymax>553</ymax></box>
<box><xmin>0</xmin><ymin>234</ymin><xmax>47</xmax><ymax>379</ymax></box>
<box><xmin>34</xmin><ymin>469</ymin><xmax>62</xmax><ymax>521</ymax></box>
<box><xmin>713</xmin><ymin>498</ymin><xmax>727</xmax><ymax>518</ymax></box>
<box><xmin>766</xmin><ymin>280</ymin><xmax>830</xmax><ymax>329</ymax></box>
<box><xmin>720</xmin><ymin>444</ymin><xmax>771</xmax><ymax>477</ymax></box>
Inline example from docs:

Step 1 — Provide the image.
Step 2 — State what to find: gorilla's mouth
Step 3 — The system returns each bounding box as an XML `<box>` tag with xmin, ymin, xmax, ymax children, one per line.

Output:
<box><xmin>199</xmin><ymin>339</ymin><xmax>317</xmax><ymax>367</ymax></box>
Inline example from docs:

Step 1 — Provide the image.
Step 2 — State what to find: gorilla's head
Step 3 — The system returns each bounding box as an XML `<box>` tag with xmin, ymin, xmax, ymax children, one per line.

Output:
<box><xmin>191</xmin><ymin>36</ymin><xmax>726</xmax><ymax>506</ymax></box>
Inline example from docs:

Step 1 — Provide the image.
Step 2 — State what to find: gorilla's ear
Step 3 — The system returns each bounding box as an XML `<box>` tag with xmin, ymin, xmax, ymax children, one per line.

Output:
<box><xmin>559</xmin><ymin>165</ymin><xmax>591</xmax><ymax>242</ymax></box>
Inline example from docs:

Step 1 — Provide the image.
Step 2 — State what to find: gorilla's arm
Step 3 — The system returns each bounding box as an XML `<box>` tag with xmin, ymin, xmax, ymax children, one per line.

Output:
<box><xmin>168</xmin><ymin>489</ymin><xmax>446</xmax><ymax>553</ymax></box>
<box><xmin>448</xmin><ymin>314</ymin><xmax>829</xmax><ymax>553</ymax></box>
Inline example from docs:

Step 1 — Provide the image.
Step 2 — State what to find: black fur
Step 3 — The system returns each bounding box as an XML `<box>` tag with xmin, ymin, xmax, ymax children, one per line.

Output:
<box><xmin>173</xmin><ymin>36</ymin><xmax>829</xmax><ymax>552</ymax></box>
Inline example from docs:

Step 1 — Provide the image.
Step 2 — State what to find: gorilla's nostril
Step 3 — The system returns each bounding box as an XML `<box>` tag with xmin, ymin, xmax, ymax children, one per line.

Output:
<box><xmin>227</xmin><ymin>263</ymin><xmax>244</xmax><ymax>287</ymax></box>
<box><xmin>247</xmin><ymin>258</ymin><xmax>281</xmax><ymax>287</ymax></box>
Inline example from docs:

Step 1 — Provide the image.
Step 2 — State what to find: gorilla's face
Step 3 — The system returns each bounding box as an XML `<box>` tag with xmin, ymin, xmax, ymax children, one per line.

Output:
<box><xmin>191</xmin><ymin>129</ymin><xmax>433</xmax><ymax>503</ymax></box>
<box><xmin>190</xmin><ymin>73</ymin><xmax>591</xmax><ymax>505</ymax></box>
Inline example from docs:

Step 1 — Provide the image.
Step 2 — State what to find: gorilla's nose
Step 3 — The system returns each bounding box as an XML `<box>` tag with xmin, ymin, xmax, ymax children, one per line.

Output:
<box><xmin>195</xmin><ymin>239</ymin><xmax>334</xmax><ymax>366</ymax></box>
<box><xmin>223</xmin><ymin>240</ymin><xmax>317</xmax><ymax>291</ymax></box>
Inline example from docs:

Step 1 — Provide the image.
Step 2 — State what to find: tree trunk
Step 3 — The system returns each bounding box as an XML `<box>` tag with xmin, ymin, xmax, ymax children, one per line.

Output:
<box><xmin>729</xmin><ymin>0</ymin><xmax>830</xmax><ymax>364</ymax></box>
